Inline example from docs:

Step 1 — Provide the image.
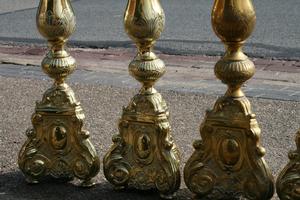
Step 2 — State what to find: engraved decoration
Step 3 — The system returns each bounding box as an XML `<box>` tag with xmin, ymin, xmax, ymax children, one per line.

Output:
<box><xmin>184</xmin><ymin>0</ymin><xmax>274</xmax><ymax>199</ymax></box>
<box><xmin>277</xmin><ymin>130</ymin><xmax>300</xmax><ymax>200</ymax></box>
<box><xmin>103</xmin><ymin>0</ymin><xmax>180</xmax><ymax>199</ymax></box>
<box><xmin>18</xmin><ymin>0</ymin><xmax>100</xmax><ymax>187</ymax></box>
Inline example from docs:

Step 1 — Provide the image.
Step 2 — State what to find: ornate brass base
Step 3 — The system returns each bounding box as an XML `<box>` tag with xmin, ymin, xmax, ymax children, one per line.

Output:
<box><xmin>277</xmin><ymin>130</ymin><xmax>300</xmax><ymax>200</ymax></box>
<box><xmin>184</xmin><ymin>95</ymin><xmax>274</xmax><ymax>200</ymax></box>
<box><xmin>18</xmin><ymin>83</ymin><xmax>100</xmax><ymax>186</ymax></box>
<box><xmin>105</xmin><ymin>0</ymin><xmax>180</xmax><ymax>197</ymax></box>
<box><xmin>103</xmin><ymin>87</ymin><xmax>181</xmax><ymax>199</ymax></box>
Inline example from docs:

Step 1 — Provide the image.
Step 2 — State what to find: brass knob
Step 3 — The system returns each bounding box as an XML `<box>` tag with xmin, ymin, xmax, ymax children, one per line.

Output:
<box><xmin>124</xmin><ymin>0</ymin><xmax>166</xmax><ymax>89</ymax></box>
<box><xmin>37</xmin><ymin>0</ymin><xmax>76</xmax><ymax>84</ymax></box>
<box><xmin>212</xmin><ymin>0</ymin><xmax>256</xmax><ymax>97</ymax></box>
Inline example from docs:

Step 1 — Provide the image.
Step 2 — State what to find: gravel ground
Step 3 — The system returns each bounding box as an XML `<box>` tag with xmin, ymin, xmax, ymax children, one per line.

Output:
<box><xmin>0</xmin><ymin>76</ymin><xmax>299</xmax><ymax>200</ymax></box>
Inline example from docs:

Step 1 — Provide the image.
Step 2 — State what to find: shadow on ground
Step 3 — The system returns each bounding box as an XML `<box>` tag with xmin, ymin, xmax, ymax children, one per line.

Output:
<box><xmin>0</xmin><ymin>171</ymin><xmax>193</xmax><ymax>200</ymax></box>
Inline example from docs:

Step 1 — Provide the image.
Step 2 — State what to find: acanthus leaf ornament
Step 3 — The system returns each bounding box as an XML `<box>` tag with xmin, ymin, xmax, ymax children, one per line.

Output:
<box><xmin>18</xmin><ymin>0</ymin><xmax>100</xmax><ymax>187</ymax></box>
<box><xmin>103</xmin><ymin>0</ymin><xmax>181</xmax><ymax>199</ymax></box>
<box><xmin>184</xmin><ymin>0</ymin><xmax>274</xmax><ymax>199</ymax></box>
<box><xmin>277</xmin><ymin>129</ymin><xmax>300</xmax><ymax>200</ymax></box>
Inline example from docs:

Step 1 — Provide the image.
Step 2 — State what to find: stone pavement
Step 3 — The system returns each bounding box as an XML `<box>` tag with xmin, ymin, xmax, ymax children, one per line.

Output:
<box><xmin>0</xmin><ymin>45</ymin><xmax>299</xmax><ymax>102</ymax></box>
<box><xmin>0</xmin><ymin>45</ymin><xmax>299</xmax><ymax>200</ymax></box>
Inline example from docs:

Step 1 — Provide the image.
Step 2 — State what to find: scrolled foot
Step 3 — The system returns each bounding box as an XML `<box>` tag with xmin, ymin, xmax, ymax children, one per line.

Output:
<box><xmin>160</xmin><ymin>193</ymin><xmax>176</xmax><ymax>199</ymax></box>
<box><xmin>80</xmin><ymin>179</ymin><xmax>96</xmax><ymax>188</ymax></box>
<box><xmin>25</xmin><ymin>176</ymin><xmax>39</xmax><ymax>184</ymax></box>
<box><xmin>114</xmin><ymin>185</ymin><xmax>126</xmax><ymax>191</ymax></box>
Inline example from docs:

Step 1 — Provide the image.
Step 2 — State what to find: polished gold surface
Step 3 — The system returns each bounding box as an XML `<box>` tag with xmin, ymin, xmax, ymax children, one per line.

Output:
<box><xmin>103</xmin><ymin>0</ymin><xmax>180</xmax><ymax>199</ymax></box>
<box><xmin>277</xmin><ymin>129</ymin><xmax>300</xmax><ymax>200</ymax></box>
<box><xmin>184</xmin><ymin>0</ymin><xmax>274</xmax><ymax>199</ymax></box>
<box><xmin>18</xmin><ymin>0</ymin><xmax>100</xmax><ymax>187</ymax></box>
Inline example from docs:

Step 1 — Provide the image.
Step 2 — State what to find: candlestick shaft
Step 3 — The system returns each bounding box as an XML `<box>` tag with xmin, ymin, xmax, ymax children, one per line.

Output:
<box><xmin>103</xmin><ymin>0</ymin><xmax>181</xmax><ymax>199</ymax></box>
<box><xmin>184</xmin><ymin>0</ymin><xmax>274</xmax><ymax>199</ymax></box>
<box><xmin>18</xmin><ymin>0</ymin><xmax>100</xmax><ymax>187</ymax></box>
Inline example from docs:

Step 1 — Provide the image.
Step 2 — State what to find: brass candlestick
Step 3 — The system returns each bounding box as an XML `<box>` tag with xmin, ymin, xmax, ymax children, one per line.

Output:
<box><xmin>18</xmin><ymin>0</ymin><xmax>100</xmax><ymax>187</ymax></box>
<box><xmin>277</xmin><ymin>129</ymin><xmax>300</xmax><ymax>199</ymax></box>
<box><xmin>184</xmin><ymin>0</ymin><xmax>274</xmax><ymax>199</ymax></box>
<box><xmin>103</xmin><ymin>0</ymin><xmax>181</xmax><ymax>199</ymax></box>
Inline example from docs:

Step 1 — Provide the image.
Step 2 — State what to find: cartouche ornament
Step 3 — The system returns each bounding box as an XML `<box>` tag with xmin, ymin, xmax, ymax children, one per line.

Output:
<box><xmin>18</xmin><ymin>0</ymin><xmax>100</xmax><ymax>187</ymax></box>
<box><xmin>184</xmin><ymin>0</ymin><xmax>274</xmax><ymax>199</ymax></box>
<box><xmin>277</xmin><ymin>129</ymin><xmax>300</xmax><ymax>200</ymax></box>
<box><xmin>103</xmin><ymin>0</ymin><xmax>181</xmax><ymax>199</ymax></box>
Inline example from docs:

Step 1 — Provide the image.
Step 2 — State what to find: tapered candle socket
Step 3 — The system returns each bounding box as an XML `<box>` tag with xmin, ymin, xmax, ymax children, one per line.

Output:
<box><xmin>184</xmin><ymin>0</ymin><xmax>274</xmax><ymax>199</ymax></box>
<box><xmin>103</xmin><ymin>0</ymin><xmax>180</xmax><ymax>199</ymax></box>
<box><xmin>277</xmin><ymin>129</ymin><xmax>300</xmax><ymax>199</ymax></box>
<box><xmin>18</xmin><ymin>0</ymin><xmax>100</xmax><ymax>187</ymax></box>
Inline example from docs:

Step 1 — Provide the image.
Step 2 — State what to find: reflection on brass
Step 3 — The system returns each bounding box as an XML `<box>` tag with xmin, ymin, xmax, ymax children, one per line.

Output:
<box><xmin>103</xmin><ymin>0</ymin><xmax>180</xmax><ymax>199</ymax></box>
<box><xmin>277</xmin><ymin>129</ymin><xmax>300</xmax><ymax>200</ymax></box>
<box><xmin>18</xmin><ymin>0</ymin><xmax>100</xmax><ymax>187</ymax></box>
<box><xmin>184</xmin><ymin>0</ymin><xmax>274</xmax><ymax>199</ymax></box>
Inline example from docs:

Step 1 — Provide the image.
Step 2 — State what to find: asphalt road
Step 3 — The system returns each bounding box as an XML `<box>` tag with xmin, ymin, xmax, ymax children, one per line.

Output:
<box><xmin>0</xmin><ymin>0</ymin><xmax>299</xmax><ymax>60</ymax></box>
<box><xmin>0</xmin><ymin>0</ymin><xmax>37</xmax><ymax>13</ymax></box>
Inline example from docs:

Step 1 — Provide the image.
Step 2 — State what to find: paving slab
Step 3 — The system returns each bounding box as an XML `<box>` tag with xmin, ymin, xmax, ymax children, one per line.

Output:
<box><xmin>0</xmin><ymin>45</ymin><xmax>299</xmax><ymax>102</ymax></box>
